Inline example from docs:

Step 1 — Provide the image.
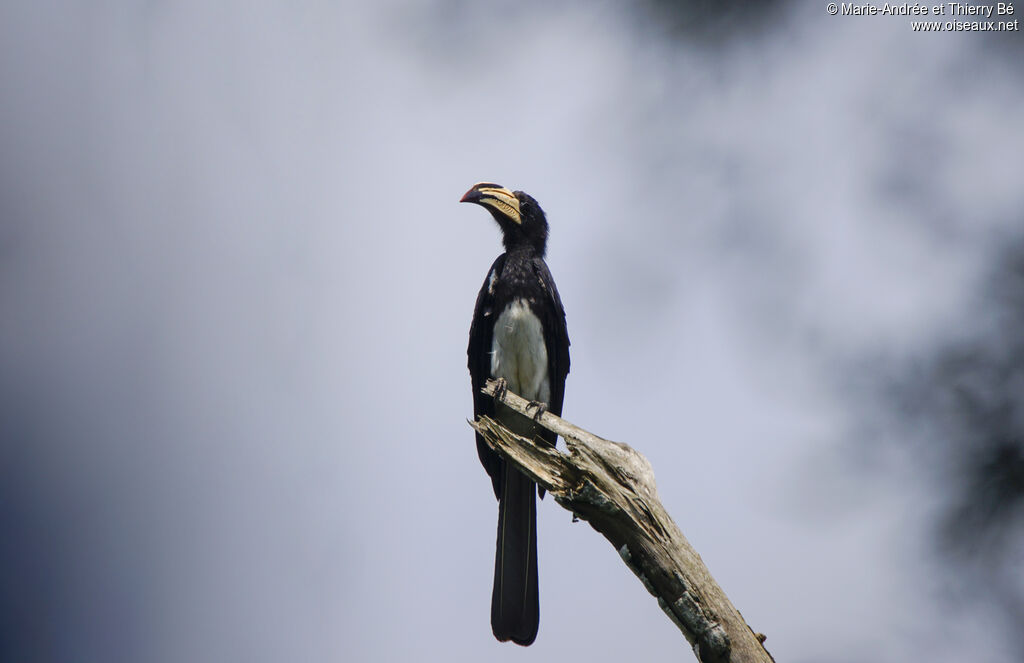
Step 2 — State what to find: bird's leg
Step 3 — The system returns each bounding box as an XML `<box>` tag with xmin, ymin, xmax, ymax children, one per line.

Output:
<box><xmin>524</xmin><ymin>400</ymin><xmax>547</xmax><ymax>422</ymax></box>
<box><xmin>492</xmin><ymin>377</ymin><xmax>508</xmax><ymax>403</ymax></box>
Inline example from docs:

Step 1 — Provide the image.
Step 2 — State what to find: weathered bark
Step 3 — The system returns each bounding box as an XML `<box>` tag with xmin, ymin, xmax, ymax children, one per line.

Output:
<box><xmin>470</xmin><ymin>379</ymin><xmax>774</xmax><ymax>663</ymax></box>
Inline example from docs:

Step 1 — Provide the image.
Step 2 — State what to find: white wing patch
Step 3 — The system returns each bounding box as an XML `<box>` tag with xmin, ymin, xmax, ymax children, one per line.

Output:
<box><xmin>491</xmin><ymin>299</ymin><xmax>550</xmax><ymax>404</ymax></box>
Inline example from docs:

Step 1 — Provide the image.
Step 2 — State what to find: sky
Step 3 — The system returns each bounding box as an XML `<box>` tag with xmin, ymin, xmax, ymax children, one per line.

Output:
<box><xmin>1</xmin><ymin>2</ymin><xmax>1022</xmax><ymax>662</ymax></box>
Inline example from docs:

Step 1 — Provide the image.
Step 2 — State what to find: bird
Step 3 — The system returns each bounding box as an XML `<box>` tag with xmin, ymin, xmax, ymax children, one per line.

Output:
<box><xmin>462</xmin><ymin>182</ymin><xmax>570</xmax><ymax>646</ymax></box>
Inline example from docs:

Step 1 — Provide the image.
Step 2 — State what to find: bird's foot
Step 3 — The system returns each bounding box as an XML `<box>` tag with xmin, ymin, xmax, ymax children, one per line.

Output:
<box><xmin>492</xmin><ymin>377</ymin><xmax>508</xmax><ymax>403</ymax></box>
<box><xmin>525</xmin><ymin>400</ymin><xmax>547</xmax><ymax>422</ymax></box>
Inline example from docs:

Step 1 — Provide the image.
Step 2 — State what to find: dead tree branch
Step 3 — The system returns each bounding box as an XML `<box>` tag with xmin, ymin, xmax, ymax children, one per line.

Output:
<box><xmin>469</xmin><ymin>379</ymin><xmax>774</xmax><ymax>663</ymax></box>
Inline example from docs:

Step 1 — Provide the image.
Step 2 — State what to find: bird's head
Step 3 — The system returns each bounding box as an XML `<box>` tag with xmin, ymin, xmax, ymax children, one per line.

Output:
<box><xmin>460</xmin><ymin>182</ymin><xmax>549</xmax><ymax>256</ymax></box>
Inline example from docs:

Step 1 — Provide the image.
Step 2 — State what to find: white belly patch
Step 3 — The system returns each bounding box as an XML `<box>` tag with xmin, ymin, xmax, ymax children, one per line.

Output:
<box><xmin>491</xmin><ymin>299</ymin><xmax>550</xmax><ymax>404</ymax></box>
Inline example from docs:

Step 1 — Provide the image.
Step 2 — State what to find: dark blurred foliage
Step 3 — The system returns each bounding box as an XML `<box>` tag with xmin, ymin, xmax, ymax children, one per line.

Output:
<box><xmin>634</xmin><ymin>0</ymin><xmax>791</xmax><ymax>44</ymax></box>
<box><xmin>415</xmin><ymin>0</ymin><xmax>792</xmax><ymax>51</ymax></box>
<box><xmin>889</xmin><ymin>233</ymin><xmax>1024</xmax><ymax>639</ymax></box>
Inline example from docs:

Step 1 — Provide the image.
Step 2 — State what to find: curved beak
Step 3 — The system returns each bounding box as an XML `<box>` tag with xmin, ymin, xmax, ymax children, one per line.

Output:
<box><xmin>460</xmin><ymin>182</ymin><xmax>522</xmax><ymax>225</ymax></box>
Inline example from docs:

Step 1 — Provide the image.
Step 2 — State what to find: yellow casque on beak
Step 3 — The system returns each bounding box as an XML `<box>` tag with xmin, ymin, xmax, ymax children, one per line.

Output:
<box><xmin>460</xmin><ymin>182</ymin><xmax>522</xmax><ymax>225</ymax></box>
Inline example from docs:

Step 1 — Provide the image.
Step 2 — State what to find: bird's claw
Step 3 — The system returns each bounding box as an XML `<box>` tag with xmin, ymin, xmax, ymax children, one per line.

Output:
<box><xmin>525</xmin><ymin>400</ymin><xmax>547</xmax><ymax>422</ymax></box>
<box><xmin>492</xmin><ymin>378</ymin><xmax>508</xmax><ymax>403</ymax></box>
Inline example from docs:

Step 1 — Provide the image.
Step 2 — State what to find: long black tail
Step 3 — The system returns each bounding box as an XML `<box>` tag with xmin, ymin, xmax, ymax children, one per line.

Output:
<box><xmin>491</xmin><ymin>462</ymin><xmax>539</xmax><ymax>646</ymax></box>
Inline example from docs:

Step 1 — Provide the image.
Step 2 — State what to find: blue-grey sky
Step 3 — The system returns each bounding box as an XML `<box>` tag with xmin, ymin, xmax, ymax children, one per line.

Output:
<box><xmin>2</xmin><ymin>3</ymin><xmax>1022</xmax><ymax>662</ymax></box>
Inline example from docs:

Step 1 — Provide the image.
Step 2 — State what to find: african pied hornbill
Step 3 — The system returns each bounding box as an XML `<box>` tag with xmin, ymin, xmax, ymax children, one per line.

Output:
<box><xmin>462</xmin><ymin>182</ymin><xmax>570</xmax><ymax>646</ymax></box>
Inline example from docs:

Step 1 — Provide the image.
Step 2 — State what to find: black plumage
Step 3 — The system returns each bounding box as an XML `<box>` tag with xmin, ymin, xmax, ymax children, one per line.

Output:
<box><xmin>462</xmin><ymin>182</ymin><xmax>570</xmax><ymax>646</ymax></box>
